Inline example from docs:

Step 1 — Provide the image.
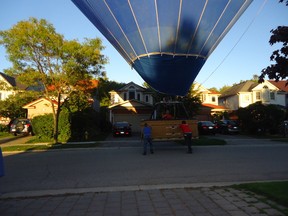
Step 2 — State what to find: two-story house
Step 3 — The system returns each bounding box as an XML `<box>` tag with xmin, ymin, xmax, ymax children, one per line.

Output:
<box><xmin>193</xmin><ymin>82</ymin><xmax>228</xmax><ymax>120</ymax></box>
<box><xmin>0</xmin><ymin>72</ymin><xmax>30</xmax><ymax>124</ymax></box>
<box><xmin>108</xmin><ymin>82</ymin><xmax>154</xmax><ymax>132</ymax></box>
<box><xmin>193</xmin><ymin>82</ymin><xmax>220</xmax><ymax>106</ymax></box>
<box><xmin>219</xmin><ymin>80</ymin><xmax>288</xmax><ymax>110</ymax></box>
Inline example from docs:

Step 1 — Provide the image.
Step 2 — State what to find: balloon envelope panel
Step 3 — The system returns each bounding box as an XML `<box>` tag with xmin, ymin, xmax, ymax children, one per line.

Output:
<box><xmin>72</xmin><ymin>0</ymin><xmax>253</xmax><ymax>95</ymax></box>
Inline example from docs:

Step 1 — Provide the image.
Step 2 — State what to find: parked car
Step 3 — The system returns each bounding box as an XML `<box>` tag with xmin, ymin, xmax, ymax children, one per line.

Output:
<box><xmin>10</xmin><ymin>118</ymin><xmax>34</xmax><ymax>136</ymax></box>
<box><xmin>112</xmin><ymin>121</ymin><xmax>132</xmax><ymax>136</ymax></box>
<box><xmin>215</xmin><ymin>120</ymin><xmax>239</xmax><ymax>134</ymax></box>
<box><xmin>198</xmin><ymin>121</ymin><xmax>216</xmax><ymax>135</ymax></box>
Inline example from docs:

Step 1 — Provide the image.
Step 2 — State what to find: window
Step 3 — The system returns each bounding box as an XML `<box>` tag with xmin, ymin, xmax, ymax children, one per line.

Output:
<box><xmin>128</xmin><ymin>86</ymin><xmax>135</xmax><ymax>99</ymax></box>
<box><xmin>124</xmin><ymin>93</ymin><xmax>127</xmax><ymax>101</ymax></box>
<box><xmin>145</xmin><ymin>95</ymin><xmax>149</xmax><ymax>103</ymax></box>
<box><xmin>129</xmin><ymin>91</ymin><xmax>135</xmax><ymax>99</ymax></box>
<box><xmin>137</xmin><ymin>93</ymin><xmax>141</xmax><ymax>101</ymax></box>
<box><xmin>243</xmin><ymin>95</ymin><xmax>250</xmax><ymax>102</ymax></box>
<box><xmin>270</xmin><ymin>92</ymin><xmax>275</xmax><ymax>100</ymax></box>
<box><xmin>256</xmin><ymin>92</ymin><xmax>261</xmax><ymax>100</ymax></box>
<box><xmin>211</xmin><ymin>96</ymin><xmax>215</xmax><ymax>102</ymax></box>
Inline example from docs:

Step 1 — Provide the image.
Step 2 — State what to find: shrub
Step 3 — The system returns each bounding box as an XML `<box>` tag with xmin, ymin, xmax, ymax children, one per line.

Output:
<box><xmin>31</xmin><ymin>110</ymin><xmax>71</xmax><ymax>142</ymax></box>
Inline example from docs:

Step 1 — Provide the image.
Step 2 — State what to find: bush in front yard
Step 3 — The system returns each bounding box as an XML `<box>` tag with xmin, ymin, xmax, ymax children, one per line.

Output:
<box><xmin>32</xmin><ymin>110</ymin><xmax>71</xmax><ymax>142</ymax></box>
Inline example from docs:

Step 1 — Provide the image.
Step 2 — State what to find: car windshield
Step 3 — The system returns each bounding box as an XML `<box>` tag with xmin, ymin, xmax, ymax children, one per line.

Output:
<box><xmin>202</xmin><ymin>121</ymin><xmax>214</xmax><ymax>126</ymax></box>
<box><xmin>115</xmin><ymin>122</ymin><xmax>129</xmax><ymax>127</ymax></box>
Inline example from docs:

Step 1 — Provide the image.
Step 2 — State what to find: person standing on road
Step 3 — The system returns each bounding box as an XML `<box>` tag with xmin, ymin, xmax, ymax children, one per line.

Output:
<box><xmin>141</xmin><ymin>123</ymin><xmax>154</xmax><ymax>155</ymax></box>
<box><xmin>0</xmin><ymin>147</ymin><xmax>4</xmax><ymax>177</ymax></box>
<box><xmin>179</xmin><ymin>120</ymin><xmax>193</xmax><ymax>154</ymax></box>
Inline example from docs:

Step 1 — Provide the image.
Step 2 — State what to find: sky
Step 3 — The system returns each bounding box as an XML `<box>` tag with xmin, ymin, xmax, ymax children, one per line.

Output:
<box><xmin>0</xmin><ymin>0</ymin><xmax>287</xmax><ymax>90</ymax></box>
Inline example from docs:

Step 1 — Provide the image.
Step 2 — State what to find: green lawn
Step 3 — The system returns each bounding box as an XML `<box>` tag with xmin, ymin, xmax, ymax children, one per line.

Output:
<box><xmin>0</xmin><ymin>132</ymin><xmax>13</xmax><ymax>138</ymax></box>
<box><xmin>233</xmin><ymin>181</ymin><xmax>288</xmax><ymax>215</ymax></box>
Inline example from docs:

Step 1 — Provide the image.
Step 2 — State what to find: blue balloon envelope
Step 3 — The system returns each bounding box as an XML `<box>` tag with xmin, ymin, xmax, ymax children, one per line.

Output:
<box><xmin>72</xmin><ymin>0</ymin><xmax>253</xmax><ymax>95</ymax></box>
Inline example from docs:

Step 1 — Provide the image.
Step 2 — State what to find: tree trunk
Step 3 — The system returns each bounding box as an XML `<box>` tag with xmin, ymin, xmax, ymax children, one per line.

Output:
<box><xmin>53</xmin><ymin>93</ymin><xmax>61</xmax><ymax>144</ymax></box>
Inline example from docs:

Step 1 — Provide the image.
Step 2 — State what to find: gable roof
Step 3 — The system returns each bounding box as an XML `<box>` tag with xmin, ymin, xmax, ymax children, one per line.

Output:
<box><xmin>117</xmin><ymin>81</ymin><xmax>149</xmax><ymax>92</ymax></box>
<box><xmin>0</xmin><ymin>72</ymin><xmax>28</xmax><ymax>90</ymax></box>
<box><xmin>108</xmin><ymin>99</ymin><xmax>153</xmax><ymax>109</ymax></box>
<box><xmin>219</xmin><ymin>81</ymin><xmax>257</xmax><ymax>98</ymax></box>
<box><xmin>202</xmin><ymin>103</ymin><xmax>229</xmax><ymax>111</ymax></box>
<box><xmin>22</xmin><ymin>97</ymin><xmax>58</xmax><ymax>109</ymax></box>
<box><xmin>268</xmin><ymin>80</ymin><xmax>288</xmax><ymax>92</ymax></box>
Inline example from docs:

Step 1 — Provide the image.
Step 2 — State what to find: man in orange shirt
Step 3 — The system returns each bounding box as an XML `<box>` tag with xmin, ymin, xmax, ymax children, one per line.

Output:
<box><xmin>179</xmin><ymin>120</ymin><xmax>193</xmax><ymax>153</ymax></box>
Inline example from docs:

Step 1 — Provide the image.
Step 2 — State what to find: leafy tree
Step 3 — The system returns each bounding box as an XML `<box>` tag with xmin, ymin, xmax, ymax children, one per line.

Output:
<box><xmin>219</xmin><ymin>85</ymin><xmax>231</xmax><ymax>93</ymax></box>
<box><xmin>97</xmin><ymin>78</ymin><xmax>126</xmax><ymax>106</ymax></box>
<box><xmin>0</xmin><ymin>18</ymin><xmax>108</xmax><ymax>143</ymax></box>
<box><xmin>0</xmin><ymin>91</ymin><xmax>41</xmax><ymax>120</ymax></box>
<box><xmin>208</xmin><ymin>87</ymin><xmax>219</xmax><ymax>93</ymax></box>
<box><xmin>259</xmin><ymin>1</ymin><xmax>288</xmax><ymax>83</ymax></box>
<box><xmin>237</xmin><ymin>102</ymin><xmax>285</xmax><ymax>134</ymax></box>
<box><xmin>179</xmin><ymin>84</ymin><xmax>202</xmax><ymax>118</ymax></box>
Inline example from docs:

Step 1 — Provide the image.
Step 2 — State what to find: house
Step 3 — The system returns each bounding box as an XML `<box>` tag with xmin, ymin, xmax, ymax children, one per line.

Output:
<box><xmin>219</xmin><ymin>80</ymin><xmax>288</xmax><ymax>110</ymax></box>
<box><xmin>109</xmin><ymin>82</ymin><xmax>154</xmax><ymax>132</ymax></box>
<box><xmin>22</xmin><ymin>97</ymin><xmax>58</xmax><ymax>119</ymax></box>
<box><xmin>0</xmin><ymin>72</ymin><xmax>29</xmax><ymax>101</ymax></box>
<box><xmin>0</xmin><ymin>72</ymin><xmax>30</xmax><ymax>124</ymax></box>
<box><xmin>193</xmin><ymin>82</ymin><xmax>221</xmax><ymax>106</ymax></box>
<box><xmin>193</xmin><ymin>82</ymin><xmax>228</xmax><ymax>120</ymax></box>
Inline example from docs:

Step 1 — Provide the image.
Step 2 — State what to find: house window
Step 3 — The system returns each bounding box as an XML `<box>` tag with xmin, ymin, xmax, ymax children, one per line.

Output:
<box><xmin>202</xmin><ymin>94</ymin><xmax>206</xmax><ymax>102</ymax></box>
<box><xmin>145</xmin><ymin>95</ymin><xmax>149</xmax><ymax>103</ymax></box>
<box><xmin>129</xmin><ymin>91</ymin><xmax>135</xmax><ymax>99</ymax></box>
<box><xmin>128</xmin><ymin>86</ymin><xmax>135</xmax><ymax>99</ymax></box>
<box><xmin>110</xmin><ymin>95</ymin><xmax>115</xmax><ymax>104</ymax></box>
<box><xmin>124</xmin><ymin>93</ymin><xmax>127</xmax><ymax>101</ymax></box>
<box><xmin>243</xmin><ymin>95</ymin><xmax>250</xmax><ymax>102</ymax></box>
<box><xmin>270</xmin><ymin>92</ymin><xmax>275</xmax><ymax>100</ymax></box>
<box><xmin>137</xmin><ymin>93</ymin><xmax>141</xmax><ymax>101</ymax></box>
<box><xmin>211</xmin><ymin>96</ymin><xmax>216</xmax><ymax>102</ymax></box>
<box><xmin>256</xmin><ymin>92</ymin><xmax>261</xmax><ymax>100</ymax></box>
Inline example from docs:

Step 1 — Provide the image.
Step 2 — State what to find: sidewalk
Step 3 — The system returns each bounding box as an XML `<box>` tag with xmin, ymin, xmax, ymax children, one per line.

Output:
<box><xmin>0</xmin><ymin>185</ymin><xmax>286</xmax><ymax>216</ymax></box>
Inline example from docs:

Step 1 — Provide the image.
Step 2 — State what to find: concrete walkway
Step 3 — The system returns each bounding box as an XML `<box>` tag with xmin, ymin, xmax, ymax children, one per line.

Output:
<box><xmin>0</xmin><ymin>134</ymin><xmax>287</xmax><ymax>215</ymax></box>
<box><xmin>0</xmin><ymin>185</ymin><xmax>286</xmax><ymax>216</ymax></box>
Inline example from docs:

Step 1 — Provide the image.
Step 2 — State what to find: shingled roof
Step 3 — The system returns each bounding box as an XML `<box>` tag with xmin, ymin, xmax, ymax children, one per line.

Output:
<box><xmin>0</xmin><ymin>72</ymin><xmax>28</xmax><ymax>90</ymax></box>
<box><xmin>219</xmin><ymin>81</ymin><xmax>258</xmax><ymax>98</ymax></box>
<box><xmin>268</xmin><ymin>80</ymin><xmax>288</xmax><ymax>92</ymax></box>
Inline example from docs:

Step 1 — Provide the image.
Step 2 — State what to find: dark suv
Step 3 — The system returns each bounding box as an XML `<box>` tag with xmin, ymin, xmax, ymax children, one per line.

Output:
<box><xmin>215</xmin><ymin>120</ymin><xmax>240</xmax><ymax>134</ymax></box>
<box><xmin>10</xmin><ymin>118</ymin><xmax>34</xmax><ymax>136</ymax></box>
<box><xmin>112</xmin><ymin>121</ymin><xmax>132</xmax><ymax>136</ymax></box>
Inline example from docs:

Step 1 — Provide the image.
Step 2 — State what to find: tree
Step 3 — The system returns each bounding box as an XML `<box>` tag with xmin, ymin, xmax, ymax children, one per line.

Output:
<box><xmin>178</xmin><ymin>83</ymin><xmax>202</xmax><ymax>118</ymax></box>
<box><xmin>0</xmin><ymin>91</ymin><xmax>41</xmax><ymax>120</ymax></box>
<box><xmin>259</xmin><ymin>1</ymin><xmax>288</xmax><ymax>83</ymax></box>
<box><xmin>0</xmin><ymin>18</ymin><xmax>108</xmax><ymax>143</ymax></box>
<box><xmin>219</xmin><ymin>85</ymin><xmax>231</xmax><ymax>94</ymax></box>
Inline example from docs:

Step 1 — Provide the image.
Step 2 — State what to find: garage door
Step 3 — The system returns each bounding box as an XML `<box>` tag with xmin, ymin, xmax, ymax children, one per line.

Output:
<box><xmin>114</xmin><ymin>114</ymin><xmax>150</xmax><ymax>132</ymax></box>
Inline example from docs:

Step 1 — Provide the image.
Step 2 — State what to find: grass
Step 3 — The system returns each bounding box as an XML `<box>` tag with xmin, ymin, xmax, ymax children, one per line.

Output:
<box><xmin>0</xmin><ymin>132</ymin><xmax>13</xmax><ymax>138</ymax></box>
<box><xmin>1</xmin><ymin>143</ymin><xmax>101</xmax><ymax>152</ymax></box>
<box><xmin>233</xmin><ymin>181</ymin><xmax>288</xmax><ymax>215</ymax></box>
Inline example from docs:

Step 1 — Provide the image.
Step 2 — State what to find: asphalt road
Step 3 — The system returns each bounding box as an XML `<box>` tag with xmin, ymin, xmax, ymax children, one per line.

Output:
<box><xmin>1</xmin><ymin>134</ymin><xmax>288</xmax><ymax>197</ymax></box>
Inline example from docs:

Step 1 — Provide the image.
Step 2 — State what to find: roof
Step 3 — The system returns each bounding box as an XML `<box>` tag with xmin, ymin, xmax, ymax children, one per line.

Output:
<box><xmin>108</xmin><ymin>99</ymin><xmax>153</xmax><ymax>109</ymax></box>
<box><xmin>22</xmin><ymin>97</ymin><xmax>58</xmax><ymax>109</ymax></box>
<box><xmin>219</xmin><ymin>81</ymin><xmax>257</xmax><ymax>98</ymax></box>
<box><xmin>0</xmin><ymin>72</ymin><xmax>28</xmax><ymax>90</ymax></box>
<box><xmin>268</xmin><ymin>80</ymin><xmax>288</xmax><ymax>92</ymax></box>
<box><xmin>202</xmin><ymin>103</ymin><xmax>229</xmax><ymax>111</ymax></box>
<box><xmin>117</xmin><ymin>81</ymin><xmax>150</xmax><ymax>92</ymax></box>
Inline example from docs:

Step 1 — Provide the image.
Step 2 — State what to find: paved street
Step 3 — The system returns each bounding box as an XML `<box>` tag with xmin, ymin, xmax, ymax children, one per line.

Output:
<box><xmin>0</xmin><ymin>135</ymin><xmax>288</xmax><ymax>215</ymax></box>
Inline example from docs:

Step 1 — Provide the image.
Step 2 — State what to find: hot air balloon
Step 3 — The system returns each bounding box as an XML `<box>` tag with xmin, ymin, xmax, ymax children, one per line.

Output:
<box><xmin>72</xmin><ymin>0</ymin><xmax>253</xmax><ymax>96</ymax></box>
